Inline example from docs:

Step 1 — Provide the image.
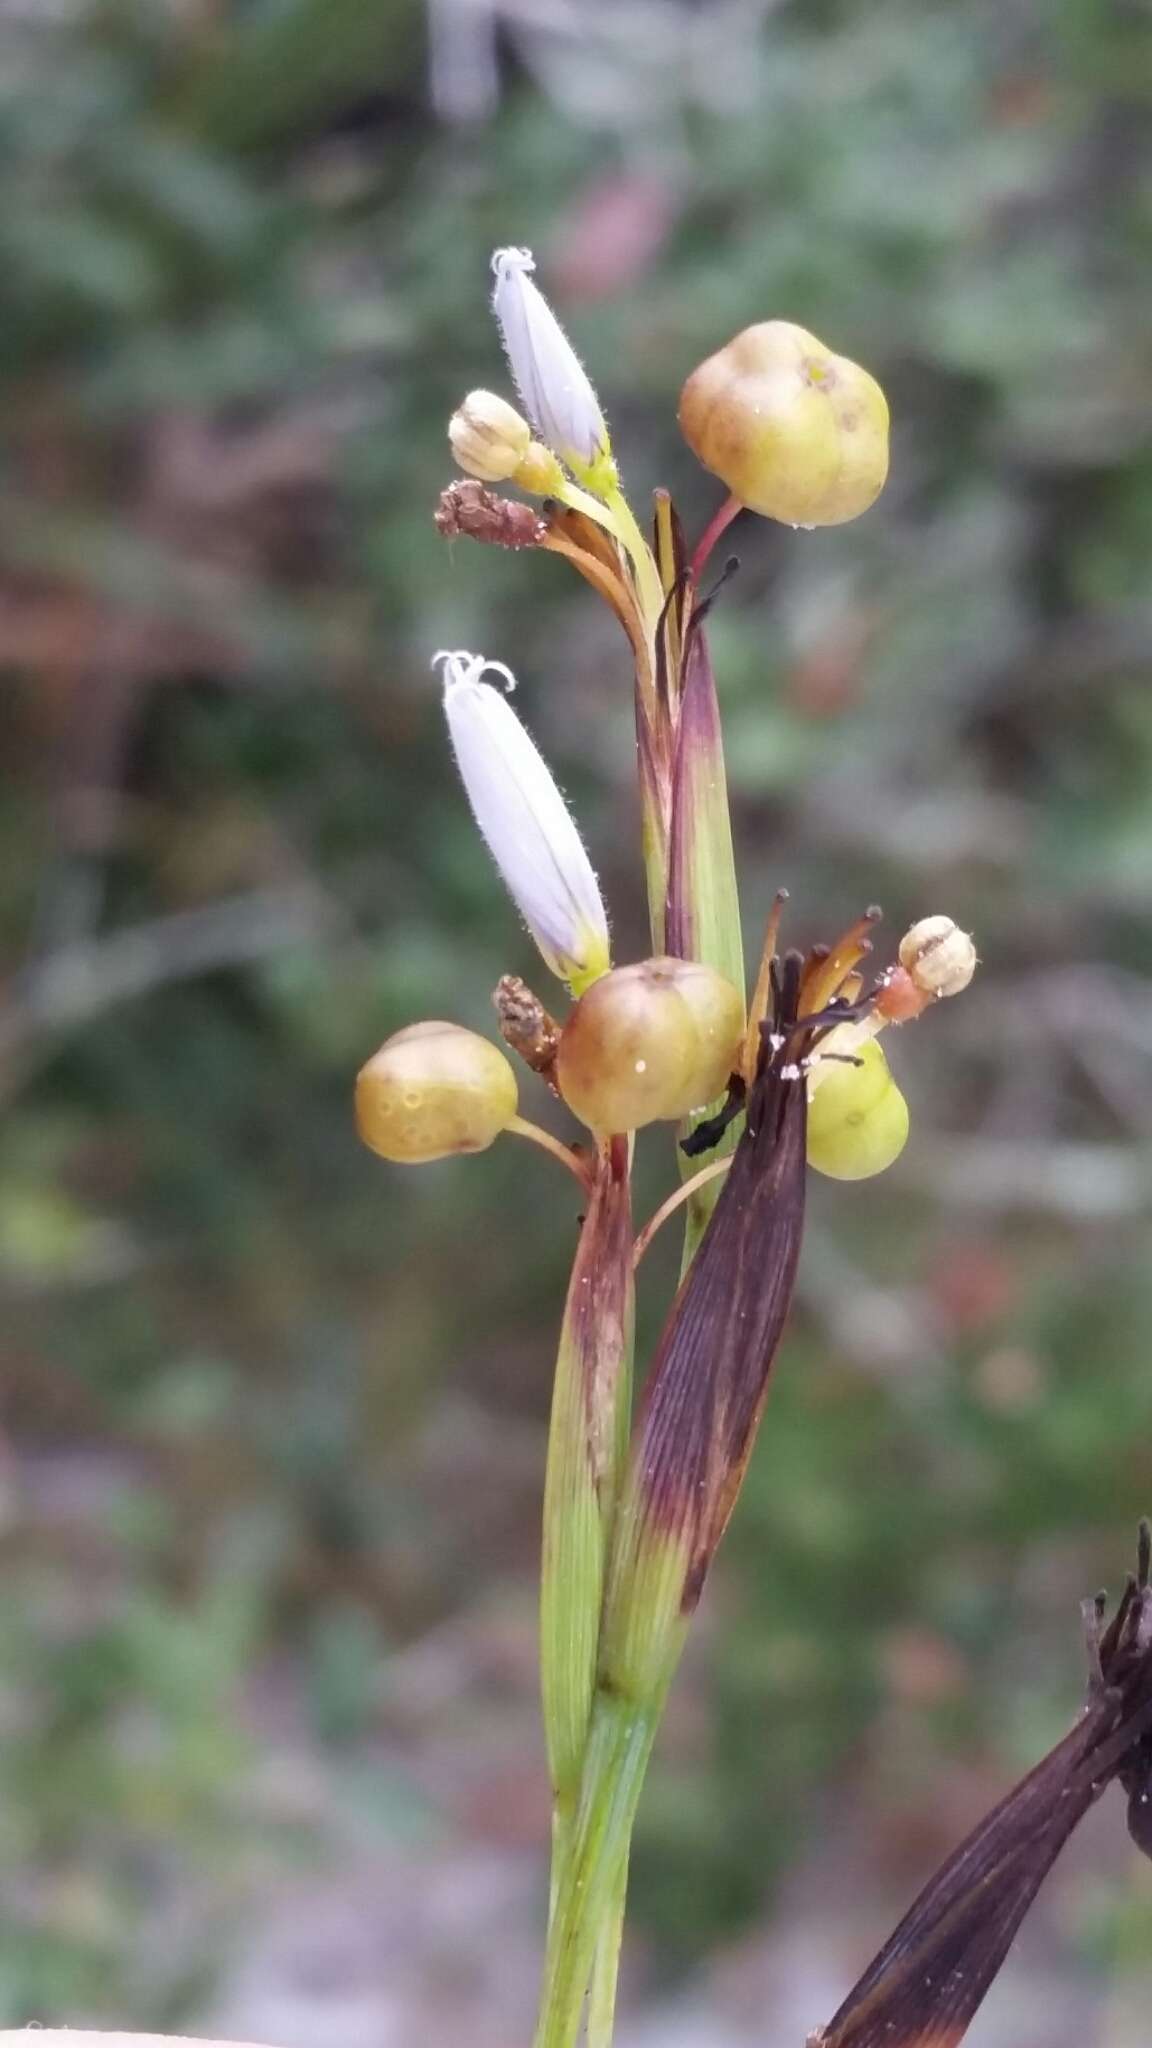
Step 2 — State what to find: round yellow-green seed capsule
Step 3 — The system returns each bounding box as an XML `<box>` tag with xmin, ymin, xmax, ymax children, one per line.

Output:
<box><xmin>655</xmin><ymin>958</ymin><xmax>746</xmax><ymax>1105</ymax></box>
<box><xmin>679</xmin><ymin>320</ymin><xmax>889</xmax><ymax>528</ymax></box>
<box><xmin>355</xmin><ymin>1021</ymin><xmax>518</xmax><ymax>1163</ymax></box>
<box><xmin>806</xmin><ymin>1038</ymin><xmax>909</xmax><ymax>1182</ymax></box>
<box><xmin>556</xmin><ymin>957</ymin><xmax>743</xmax><ymax>1135</ymax></box>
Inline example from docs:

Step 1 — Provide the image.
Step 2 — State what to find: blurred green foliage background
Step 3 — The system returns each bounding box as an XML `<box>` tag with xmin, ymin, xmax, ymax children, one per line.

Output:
<box><xmin>1</xmin><ymin>0</ymin><xmax>1151</xmax><ymax>2037</ymax></box>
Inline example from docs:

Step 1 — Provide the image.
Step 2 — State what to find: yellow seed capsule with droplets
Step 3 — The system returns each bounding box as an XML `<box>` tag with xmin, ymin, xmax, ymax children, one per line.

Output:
<box><xmin>556</xmin><ymin>958</ymin><xmax>743</xmax><ymax>1135</ymax></box>
<box><xmin>679</xmin><ymin>320</ymin><xmax>889</xmax><ymax>527</ymax></box>
<box><xmin>356</xmin><ymin>1021</ymin><xmax>518</xmax><ymax>1163</ymax></box>
<box><xmin>806</xmin><ymin>1038</ymin><xmax>909</xmax><ymax>1181</ymax></box>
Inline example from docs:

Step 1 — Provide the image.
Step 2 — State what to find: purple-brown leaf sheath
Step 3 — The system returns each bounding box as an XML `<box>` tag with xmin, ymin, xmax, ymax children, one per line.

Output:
<box><xmin>632</xmin><ymin>1026</ymin><xmax>807</xmax><ymax>1605</ymax></box>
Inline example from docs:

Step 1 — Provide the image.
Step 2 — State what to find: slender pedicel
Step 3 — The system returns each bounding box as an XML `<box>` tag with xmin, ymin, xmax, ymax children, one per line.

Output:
<box><xmin>631</xmin><ymin>1159</ymin><xmax>732</xmax><ymax>1268</ymax></box>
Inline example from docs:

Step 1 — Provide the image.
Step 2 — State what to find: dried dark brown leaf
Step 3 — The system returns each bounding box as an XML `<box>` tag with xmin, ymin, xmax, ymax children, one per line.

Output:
<box><xmin>817</xmin><ymin>1529</ymin><xmax>1152</xmax><ymax>2048</ymax></box>
<box><xmin>632</xmin><ymin>963</ymin><xmax>811</xmax><ymax>1606</ymax></box>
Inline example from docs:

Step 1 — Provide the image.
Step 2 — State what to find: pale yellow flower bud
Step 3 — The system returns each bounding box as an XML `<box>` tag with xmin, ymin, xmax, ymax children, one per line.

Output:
<box><xmin>448</xmin><ymin>389</ymin><xmax>532</xmax><ymax>483</ymax></box>
<box><xmin>513</xmin><ymin>439</ymin><xmax>567</xmax><ymax>495</ymax></box>
<box><xmin>679</xmin><ymin>320</ymin><xmax>889</xmax><ymax>527</ymax></box>
<box><xmin>898</xmin><ymin>917</ymin><xmax>978</xmax><ymax>1000</ymax></box>
<box><xmin>356</xmin><ymin>1021</ymin><xmax>518</xmax><ymax>1163</ymax></box>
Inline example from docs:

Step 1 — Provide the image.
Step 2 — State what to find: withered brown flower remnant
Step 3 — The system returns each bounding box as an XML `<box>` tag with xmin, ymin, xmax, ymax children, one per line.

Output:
<box><xmin>434</xmin><ymin>477</ymin><xmax>548</xmax><ymax>549</ymax></box>
<box><xmin>492</xmin><ymin>973</ymin><xmax>563</xmax><ymax>1084</ymax></box>
<box><xmin>811</xmin><ymin>1523</ymin><xmax>1152</xmax><ymax>2048</ymax></box>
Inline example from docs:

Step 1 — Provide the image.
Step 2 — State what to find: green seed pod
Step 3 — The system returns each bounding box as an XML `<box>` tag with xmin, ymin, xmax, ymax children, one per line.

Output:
<box><xmin>659</xmin><ymin>958</ymin><xmax>747</xmax><ymax>1104</ymax></box>
<box><xmin>806</xmin><ymin>1037</ymin><xmax>909</xmax><ymax>1182</ymax></box>
<box><xmin>556</xmin><ymin>957</ymin><xmax>744</xmax><ymax>1135</ymax></box>
<box><xmin>679</xmin><ymin>320</ymin><xmax>889</xmax><ymax>527</ymax></box>
<box><xmin>355</xmin><ymin>1021</ymin><xmax>518</xmax><ymax>1163</ymax></box>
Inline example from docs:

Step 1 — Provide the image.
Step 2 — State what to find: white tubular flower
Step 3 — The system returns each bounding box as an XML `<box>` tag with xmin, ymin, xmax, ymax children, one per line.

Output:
<box><xmin>437</xmin><ymin>650</ymin><xmax>611</xmax><ymax>992</ymax></box>
<box><xmin>490</xmin><ymin>247</ymin><xmax>612</xmax><ymax>482</ymax></box>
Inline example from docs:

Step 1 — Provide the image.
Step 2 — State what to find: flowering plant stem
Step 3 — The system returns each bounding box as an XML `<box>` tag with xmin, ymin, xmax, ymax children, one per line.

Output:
<box><xmin>539</xmin><ymin>1137</ymin><xmax>634</xmax><ymax>1955</ymax></box>
<box><xmin>585</xmin><ymin>1845</ymin><xmax>629</xmax><ymax>2048</ymax></box>
<box><xmin>535</xmin><ymin>1689</ymin><xmax>665</xmax><ymax>2048</ymax></box>
<box><xmin>408</xmin><ymin>249</ymin><xmax>972</xmax><ymax>2048</ymax></box>
<box><xmin>536</xmin><ymin>509</ymin><xmax>746</xmax><ymax>2043</ymax></box>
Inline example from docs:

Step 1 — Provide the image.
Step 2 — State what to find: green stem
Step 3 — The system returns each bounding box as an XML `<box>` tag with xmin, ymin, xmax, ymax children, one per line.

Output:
<box><xmin>539</xmin><ymin>1144</ymin><xmax>634</xmax><ymax>1926</ymax></box>
<box><xmin>668</xmin><ymin>641</ymin><xmax>745</xmax><ymax>1264</ymax></box>
<box><xmin>540</xmin><ymin>1355</ymin><xmax>607</xmax><ymax>1814</ymax></box>
<box><xmin>534</xmin><ymin>1691</ymin><xmax>658</xmax><ymax>2048</ymax></box>
<box><xmin>602</xmin><ymin>484</ymin><xmax>666</xmax><ymax>634</ymax></box>
<box><xmin>587</xmin><ymin>1841</ymin><xmax>631</xmax><ymax>2048</ymax></box>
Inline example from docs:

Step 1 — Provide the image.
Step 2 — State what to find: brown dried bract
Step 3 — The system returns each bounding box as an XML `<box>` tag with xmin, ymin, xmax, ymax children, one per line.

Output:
<box><xmin>435</xmin><ymin>479</ymin><xmax>547</xmax><ymax>550</ymax></box>
<box><xmin>816</xmin><ymin>1522</ymin><xmax>1152</xmax><ymax>2048</ymax></box>
<box><xmin>493</xmin><ymin>973</ymin><xmax>562</xmax><ymax>1084</ymax></box>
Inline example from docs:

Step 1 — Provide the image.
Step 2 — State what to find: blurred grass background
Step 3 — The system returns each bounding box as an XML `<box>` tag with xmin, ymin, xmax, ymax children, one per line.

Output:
<box><xmin>1</xmin><ymin>0</ymin><xmax>1151</xmax><ymax>2039</ymax></box>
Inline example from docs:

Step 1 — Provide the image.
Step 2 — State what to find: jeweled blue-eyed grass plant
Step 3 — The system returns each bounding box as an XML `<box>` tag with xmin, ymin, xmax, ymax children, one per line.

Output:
<box><xmin>357</xmin><ymin>247</ymin><xmax>980</xmax><ymax>2048</ymax></box>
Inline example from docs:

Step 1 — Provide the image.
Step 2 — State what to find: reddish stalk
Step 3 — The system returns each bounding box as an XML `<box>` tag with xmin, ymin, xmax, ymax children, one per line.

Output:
<box><xmin>689</xmin><ymin>493</ymin><xmax>742</xmax><ymax>583</ymax></box>
<box><xmin>632</xmin><ymin>1158</ymin><xmax>732</xmax><ymax>1269</ymax></box>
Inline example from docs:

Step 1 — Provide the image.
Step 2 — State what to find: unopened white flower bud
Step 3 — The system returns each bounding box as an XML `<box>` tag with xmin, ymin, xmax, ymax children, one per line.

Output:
<box><xmin>437</xmin><ymin>650</ymin><xmax>610</xmax><ymax>993</ymax></box>
<box><xmin>898</xmin><ymin>916</ymin><xmax>978</xmax><ymax>1000</ymax></box>
<box><xmin>448</xmin><ymin>389</ymin><xmax>532</xmax><ymax>483</ymax></box>
<box><xmin>490</xmin><ymin>247</ymin><xmax>612</xmax><ymax>482</ymax></box>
